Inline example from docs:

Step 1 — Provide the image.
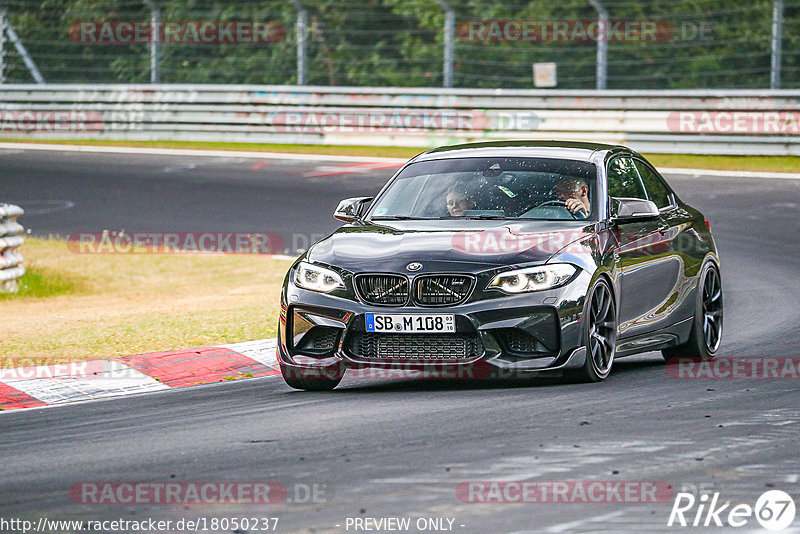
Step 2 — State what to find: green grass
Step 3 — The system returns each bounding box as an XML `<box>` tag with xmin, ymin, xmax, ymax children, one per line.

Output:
<box><xmin>0</xmin><ymin>137</ymin><xmax>423</xmax><ymax>159</ymax></box>
<box><xmin>2</xmin><ymin>137</ymin><xmax>798</xmax><ymax>173</ymax></box>
<box><xmin>1</xmin><ymin>237</ymin><xmax>293</xmax><ymax>366</ymax></box>
<box><xmin>0</xmin><ymin>267</ymin><xmax>85</xmax><ymax>299</ymax></box>
<box><xmin>644</xmin><ymin>154</ymin><xmax>800</xmax><ymax>174</ymax></box>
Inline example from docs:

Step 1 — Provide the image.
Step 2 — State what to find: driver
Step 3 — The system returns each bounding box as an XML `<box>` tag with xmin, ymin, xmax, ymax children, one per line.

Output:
<box><xmin>553</xmin><ymin>177</ymin><xmax>590</xmax><ymax>219</ymax></box>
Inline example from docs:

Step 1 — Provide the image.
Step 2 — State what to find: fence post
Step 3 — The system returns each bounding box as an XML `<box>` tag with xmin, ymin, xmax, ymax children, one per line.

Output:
<box><xmin>290</xmin><ymin>0</ymin><xmax>308</xmax><ymax>85</ymax></box>
<box><xmin>2</xmin><ymin>9</ymin><xmax>44</xmax><ymax>84</ymax></box>
<box><xmin>436</xmin><ymin>0</ymin><xmax>454</xmax><ymax>88</ymax></box>
<box><xmin>771</xmin><ymin>0</ymin><xmax>783</xmax><ymax>89</ymax></box>
<box><xmin>0</xmin><ymin>9</ymin><xmax>6</xmax><ymax>84</ymax></box>
<box><xmin>143</xmin><ymin>0</ymin><xmax>160</xmax><ymax>83</ymax></box>
<box><xmin>588</xmin><ymin>0</ymin><xmax>608</xmax><ymax>90</ymax></box>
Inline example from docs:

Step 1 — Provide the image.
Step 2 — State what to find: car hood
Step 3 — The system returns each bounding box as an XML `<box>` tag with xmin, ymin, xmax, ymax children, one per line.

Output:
<box><xmin>307</xmin><ymin>219</ymin><xmax>594</xmax><ymax>274</ymax></box>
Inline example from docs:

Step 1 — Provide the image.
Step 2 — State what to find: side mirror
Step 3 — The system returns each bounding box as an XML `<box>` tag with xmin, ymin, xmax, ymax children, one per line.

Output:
<box><xmin>610</xmin><ymin>197</ymin><xmax>659</xmax><ymax>223</ymax></box>
<box><xmin>334</xmin><ymin>197</ymin><xmax>373</xmax><ymax>222</ymax></box>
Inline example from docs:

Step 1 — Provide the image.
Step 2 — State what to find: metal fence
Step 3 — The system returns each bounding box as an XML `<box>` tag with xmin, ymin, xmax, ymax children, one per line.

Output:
<box><xmin>0</xmin><ymin>0</ymin><xmax>798</xmax><ymax>90</ymax></box>
<box><xmin>0</xmin><ymin>203</ymin><xmax>24</xmax><ymax>293</ymax></box>
<box><xmin>1</xmin><ymin>85</ymin><xmax>799</xmax><ymax>154</ymax></box>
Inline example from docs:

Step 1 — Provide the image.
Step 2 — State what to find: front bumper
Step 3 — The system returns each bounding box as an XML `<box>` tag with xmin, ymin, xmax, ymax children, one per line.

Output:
<box><xmin>278</xmin><ymin>270</ymin><xmax>591</xmax><ymax>378</ymax></box>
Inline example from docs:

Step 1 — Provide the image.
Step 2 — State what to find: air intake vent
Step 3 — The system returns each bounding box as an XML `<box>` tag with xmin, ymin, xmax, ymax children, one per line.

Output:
<box><xmin>496</xmin><ymin>328</ymin><xmax>550</xmax><ymax>355</ymax></box>
<box><xmin>347</xmin><ymin>333</ymin><xmax>482</xmax><ymax>360</ymax></box>
<box><xmin>414</xmin><ymin>275</ymin><xmax>473</xmax><ymax>305</ymax></box>
<box><xmin>296</xmin><ymin>326</ymin><xmax>340</xmax><ymax>353</ymax></box>
<box><xmin>356</xmin><ymin>275</ymin><xmax>409</xmax><ymax>305</ymax></box>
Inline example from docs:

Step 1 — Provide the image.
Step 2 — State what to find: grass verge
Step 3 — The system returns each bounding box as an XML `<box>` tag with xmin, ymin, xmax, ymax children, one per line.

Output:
<box><xmin>0</xmin><ymin>137</ymin><xmax>423</xmax><ymax>159</ymax></box>
<box><xmin>0</xmin><ymin>237</ymin><xmax>293</xmax><ymax>367</ymax></box>
<box><xmin>0</xmin><ymin>266</ymin><xmax>83</xmax><ymax>299</ymax></box>
<box><xmin>644</xmin><ymin>153</ymin><xmax>800</xmax><ymax>174</ymax></box>
<box><xmin>2</xmin><ymin>137</ymin><xmax>799</xmax><ymax>173</ymax></box>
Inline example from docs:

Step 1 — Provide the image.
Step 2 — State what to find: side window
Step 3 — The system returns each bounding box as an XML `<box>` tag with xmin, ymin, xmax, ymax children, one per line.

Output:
<box><xmin>634</xmin><ymin>160</ymin><xmax>672</xmax><ymax>210</ymax></box>
<box><xmin>607</xmin><ymin>157</ymin><xmax>646</xmax><ymax>199</ymax></box>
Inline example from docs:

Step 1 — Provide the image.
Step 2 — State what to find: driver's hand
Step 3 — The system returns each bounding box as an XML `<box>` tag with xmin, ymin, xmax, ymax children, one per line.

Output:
<box><xmin>565</xmin><ymin>198</ymin><xmax>585</xmax><ymax>214</ymax></box>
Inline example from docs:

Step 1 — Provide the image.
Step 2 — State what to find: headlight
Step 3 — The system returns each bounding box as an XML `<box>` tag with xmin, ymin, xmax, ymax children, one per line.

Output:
<box><xmin>293</xmin><ymin>261</ymin><xmax>345</xmax><ymax>293</ymax></box>
<box><xmin>488</xmin><ymin>264</ymin><xmax>577</xmax><ymax>294</ymax></box>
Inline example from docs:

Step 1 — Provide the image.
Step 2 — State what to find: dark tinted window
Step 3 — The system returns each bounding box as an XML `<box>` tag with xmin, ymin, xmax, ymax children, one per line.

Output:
<box><xmin>607</xmin><ymin>157</ymin><xmax>645</xmax><ymax>199</ymax></box>
<box><xmin>634</xmin><ymin>160</ymin><xmax>672</xmax><ymax>209</ymax></box>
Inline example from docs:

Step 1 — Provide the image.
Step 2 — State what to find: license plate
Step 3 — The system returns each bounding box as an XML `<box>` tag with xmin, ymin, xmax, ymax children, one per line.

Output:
<box><xmin>365</xmin><ymin>313</ymin><xmax>455</xmax><ymax>333</ymax></box>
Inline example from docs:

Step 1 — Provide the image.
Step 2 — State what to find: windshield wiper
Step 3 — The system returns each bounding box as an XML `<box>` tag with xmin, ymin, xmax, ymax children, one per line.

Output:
<box><xmin>455</xmin><ymin>215</ymin><xmax>509</xmax><ymax>220</ymax></box>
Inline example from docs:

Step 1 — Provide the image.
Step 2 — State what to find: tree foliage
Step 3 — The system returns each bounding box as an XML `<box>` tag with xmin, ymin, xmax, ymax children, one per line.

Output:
<box><xmin>1</xmin><ymin>0</ymin><xmax>797</xmax><ymax>88</ymax></box>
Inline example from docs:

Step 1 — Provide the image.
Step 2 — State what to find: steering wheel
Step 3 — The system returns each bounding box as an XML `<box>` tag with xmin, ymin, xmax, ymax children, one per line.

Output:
<box><xmin>534</xmin><ymin>199</ymin><xmax>579</xmax><ymax>219</ymax></box>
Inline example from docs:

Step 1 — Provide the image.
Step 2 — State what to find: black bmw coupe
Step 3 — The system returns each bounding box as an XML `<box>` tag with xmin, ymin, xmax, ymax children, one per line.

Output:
<box><xmin>278</xmin><ymin>141</ymin><xmax>723</xmax><ymax>390</ymax></box>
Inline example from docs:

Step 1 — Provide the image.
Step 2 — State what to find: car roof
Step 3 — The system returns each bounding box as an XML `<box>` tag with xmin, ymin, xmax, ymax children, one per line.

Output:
<box><xmin>410</xmin><ymin>140</ymin><xmax>633</xmax><ymax>164</ymax></box>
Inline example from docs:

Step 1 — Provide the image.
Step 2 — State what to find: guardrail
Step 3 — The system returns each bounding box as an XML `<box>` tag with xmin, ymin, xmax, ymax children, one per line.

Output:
<box><xmin>1</xmin><ymin>85</ymin><xmax>799</xmax><ymax>155</ymax></box>
<box><xmin>0</xmin><ymin>203</ymin><xmax>25</xmax><ymax>293</ymax></box>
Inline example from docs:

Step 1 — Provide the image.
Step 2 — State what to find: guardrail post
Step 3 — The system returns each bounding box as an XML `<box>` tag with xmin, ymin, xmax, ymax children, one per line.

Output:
<box><xmin>771</xmin><ymin>0</ymin><xmax>783</xmax><ymax>89</ymax></box>
<box><xmin>588</xmin><ymin>0</ymin><xmax>608</xmax><ymax>90</ymax></box>
<box><xmin>0</xmin><ymin>203</ymin><xmax>25</xmax><ymax>293</ymax></box>
<box><xmin>290</xmin><ymin>0</ymin><xmax>308</xmax><ymax>85</ymax></box>
<box><xmin>143</xmin><ymin>0</ymin><xmax>161</xmax><ymax>83</ymax></box>
<box><xmin>436</xmin><ymin>0</ymin><xmax>454</xmax><ymax>88</ymax></box>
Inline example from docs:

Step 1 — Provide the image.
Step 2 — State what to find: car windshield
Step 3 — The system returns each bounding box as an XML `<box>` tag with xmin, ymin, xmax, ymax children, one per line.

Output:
<box><xmin>367</xmin><ymin>157</ymin><xmax>597</xmax><ymax>221</ymax></box>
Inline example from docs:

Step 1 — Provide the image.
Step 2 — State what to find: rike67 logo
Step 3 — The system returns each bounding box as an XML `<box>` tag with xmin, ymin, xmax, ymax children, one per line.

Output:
<box><xmin>668</xmin><ymin>490</ymin><xmax>796</xmax><ymax>530</ymax></box>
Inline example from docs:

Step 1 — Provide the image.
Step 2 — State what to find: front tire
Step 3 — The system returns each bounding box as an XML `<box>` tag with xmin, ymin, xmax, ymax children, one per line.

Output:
<box><xmin>662</xmin><ymin>262</ymin><xmax>723</xmax><ymax>362</ymax></box>
<box><xmin>568</xmin><ymin>277</ymin><xmax>618</xmax><ymax>383</ymax></box>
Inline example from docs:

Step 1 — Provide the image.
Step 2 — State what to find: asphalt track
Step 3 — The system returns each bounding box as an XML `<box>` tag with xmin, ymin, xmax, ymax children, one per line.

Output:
<box><xmin>0</xmin><ymin>149</ymin><xmax>395</xmax><ymax>254</ymax></box>
<box><xmin>2</xmin><ymin>148</ymin><xmax>800</xmax><ymax>533</ymax></box>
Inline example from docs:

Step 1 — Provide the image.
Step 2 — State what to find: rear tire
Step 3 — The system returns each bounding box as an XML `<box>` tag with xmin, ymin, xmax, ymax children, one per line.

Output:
<box><xmin>662</xmin><ymin>262</ymin><xmax>723</xmax><ymax>362</ymax></box>
<box><xmin>567</xmin><ymin>277</ymin><xmax>617</xmax><ymax>383</ymax></box>
<box><xmin>280</xmin><ymin>363</ymin><xmax>344</xmax><ymax>391</ymax></box>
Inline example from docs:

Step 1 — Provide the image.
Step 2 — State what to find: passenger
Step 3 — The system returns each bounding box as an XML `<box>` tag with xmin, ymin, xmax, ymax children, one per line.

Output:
<box><xmin>446</xmin><ymin>183</ymin><xmax>478</xmax><ymax>217</ymax></box>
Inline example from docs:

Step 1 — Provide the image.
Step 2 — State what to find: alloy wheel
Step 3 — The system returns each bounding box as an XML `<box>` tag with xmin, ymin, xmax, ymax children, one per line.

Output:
<box><xmin>587</xmin><ymin>281</ymin><xmax>617</xmax><ymax>377</ymax></box>
<box><xmin>702</xmin><ymin>267</ymin><xmax>723</xmax><ymax>353</ymax></box>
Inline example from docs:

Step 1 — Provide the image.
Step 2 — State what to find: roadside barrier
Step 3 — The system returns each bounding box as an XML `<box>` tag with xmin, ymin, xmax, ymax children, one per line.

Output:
<box><xmin>1</xmin><ymin>85</ymin><xmax>799</xmax><ymax>155</ymax></box>
<box><xmin>0</xmin><ymin>203</ymin><xmax>25</xmax><ymax>292</ymax></box>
